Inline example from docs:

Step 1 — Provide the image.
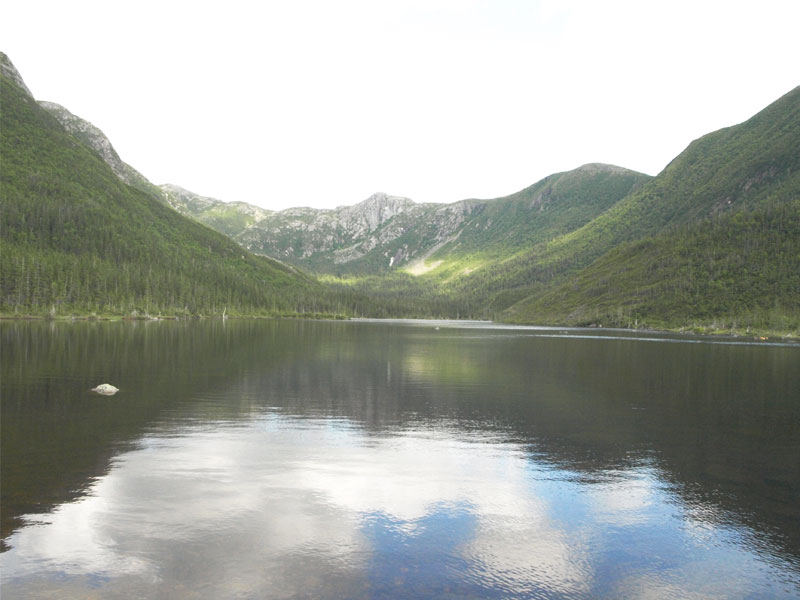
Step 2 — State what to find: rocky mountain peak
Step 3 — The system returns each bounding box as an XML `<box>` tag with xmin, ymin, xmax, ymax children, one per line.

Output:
<box><xmin>0</xmin><ymin>52</ymin><xmax>34</xmax><ymax>98</ymax></box>
<box><xmin>340</xmin><ymin>192</ymin><xmax>415</xmax><ymax>232</ymax></box>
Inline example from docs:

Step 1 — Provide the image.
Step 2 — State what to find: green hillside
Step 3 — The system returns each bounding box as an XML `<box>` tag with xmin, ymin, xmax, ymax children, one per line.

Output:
<box><xmin>318</xmin><ymin>164</ymin><xmax>650</xmax><ymax>318</ymax></box>
<box><xmin>334</xmin><ymin>87</ymin><xmax>800</xmax><ymax>333</ymax></box>
<box><xmin>430</xmin><ymin>164</ymin><xmax>649</xmax><ymax>261</ymax></box>
<box><xmin>504</xmin><ymin>201</ymin><xmax>800</xmax><ymax>331</ymax></box>
<box><xmin>0</xmin><ymin>72</ymin><xmax>332</xmax><ymax>318</ymax></box>
<box><xmin>501</xmin><ymin>86</ymin><xmax>800</xmax><ymax>331</ymax></box>
<box><xmin>536</xmin><ymin>85</ymin><xmax>799</xmax><ymax>266</ymax></box>
<box><xmin>392</xmin><ymin>164</ymin><xmax>647</xmax><ymax>281</ymax></box>
<box><xmin>3</xmin><ymin>47</ymin><xmax>796</xmax><ymax>333</ymax></box>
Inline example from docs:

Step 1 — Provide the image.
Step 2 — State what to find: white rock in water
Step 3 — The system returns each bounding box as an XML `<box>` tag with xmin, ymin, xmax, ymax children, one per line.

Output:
<box><xmin>92</xmin><ymin>384</ymin><xmax>119</xmax><ymax>395</ymax></box>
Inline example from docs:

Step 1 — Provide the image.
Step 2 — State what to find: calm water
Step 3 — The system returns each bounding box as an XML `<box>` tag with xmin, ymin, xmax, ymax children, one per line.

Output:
<box><xmin>1</xmin><ymin>319</ymin><xmax>799</xmax><ymax>599</ymax></box>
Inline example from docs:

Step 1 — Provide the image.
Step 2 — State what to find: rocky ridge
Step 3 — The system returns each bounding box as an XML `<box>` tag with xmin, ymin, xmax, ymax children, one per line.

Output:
<box><xmin>38</xmin><ymin>101</ymin><xmax>154</xmax><ymax>190</ymax></box>
<box><xmin>158</xmin><ymin>164</ymin><xmax>647</xmax><ymax>276</ymax></box>
<box><xmin>0</xmin><ymin>52</ymin><xmax>32</xmax><ymax>97</ymax></box>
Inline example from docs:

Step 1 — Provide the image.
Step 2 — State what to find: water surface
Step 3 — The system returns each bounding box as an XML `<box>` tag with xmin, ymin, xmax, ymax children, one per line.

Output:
<box><xmin>2</xmin><ymin>319</ymin><xmax>799</xmax><ymax>598</ymax></box>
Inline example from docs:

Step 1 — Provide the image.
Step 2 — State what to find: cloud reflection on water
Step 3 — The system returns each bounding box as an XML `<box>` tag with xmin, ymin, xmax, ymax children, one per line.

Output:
<box><xmin>2</xmin><ymin>413</ymin><xmax>799</xmax><ymax>598</ymax></box>
<box><xmin>3</xmin><ymin>416</ymin><xmax>590</xmax><ymax>597</ymax></box>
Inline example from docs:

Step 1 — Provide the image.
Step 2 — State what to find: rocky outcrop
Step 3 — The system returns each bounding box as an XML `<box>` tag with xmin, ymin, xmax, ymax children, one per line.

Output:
<box><xmin>169</xmin><ymin>162</ymin><xmax>646</xmax><ymax>276</ymax></box>
<box><xmin>229</xmin><ymin>191</ymin><xmax>477</xmax><ymax>272</ymax></box>
<box><xmin>336</xmin><ymin>192</ymin><xmax>416</xmax><ymax>234</ymax></box>
<box><xmin>0</xmin><ymin>52</ymin><xmax>33</xmax><ymax>97</ymax></box>
<box><xmin>40</xmin><ymin>102</ymin><xmax>126</xmax><ymax>178</ymax></box>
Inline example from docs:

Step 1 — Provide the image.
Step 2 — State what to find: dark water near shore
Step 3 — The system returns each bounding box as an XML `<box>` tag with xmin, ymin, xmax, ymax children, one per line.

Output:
<box><xmin>1</xmin><ymin>319</ymin><xmax>799</xmax><ymax>599</ymax></box>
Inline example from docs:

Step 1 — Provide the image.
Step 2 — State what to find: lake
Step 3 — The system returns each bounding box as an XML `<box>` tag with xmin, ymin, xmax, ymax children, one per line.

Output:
<box><xmin>1</xmin><ymin>319</ymin><xmax>799</xmax><ymax>599</ymax></box>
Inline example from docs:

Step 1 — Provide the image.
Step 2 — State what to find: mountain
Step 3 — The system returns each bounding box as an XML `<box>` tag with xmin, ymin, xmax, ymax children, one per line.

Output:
<box><xmin>164</xmin><ymin>165</ymin><xmax>648</xmax><ymax>278</ymax></box>
<box><xmin>0</xmin><ymin>70</ymin><xmax>170</xmax><ymax>209</ymax></box>
<box><xmin>4</xmin><ymin>49</ymin><xmax>796</xmax><ymax>332</ymax></box>
<box><xmin>498</xmin><ymin>86</ymin><xmax>800</xmax><ymax>330</ymax></box>
<box><xmin>400</xmin><ymin>163</ymin><xmax>650</xmax><ymax>275</ymax></box>
<box><xmin>322</xmin><ymin>87</ymin><xmax>800</xmax><ymax>332</ymax></box>
<box><xmin>160</xmin><ymin>187</ymin><xmax>482</xmax><ymax>275</ymax></box>
<box><xmin>0</xmin><ymin>53</ymin><xmax>335</xmax><ymax>318</ymax></box>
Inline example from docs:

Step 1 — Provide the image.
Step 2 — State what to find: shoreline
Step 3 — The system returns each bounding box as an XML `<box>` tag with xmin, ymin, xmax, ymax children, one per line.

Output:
<box><xmin>0</xmin><ymin>311</ymin><xmax>348</xmax><ymax>322</ymax></box>
<box><xmin>2</xmin><ymin>313</ymin><xmax>797</xmax><ymax>342</ymax></box>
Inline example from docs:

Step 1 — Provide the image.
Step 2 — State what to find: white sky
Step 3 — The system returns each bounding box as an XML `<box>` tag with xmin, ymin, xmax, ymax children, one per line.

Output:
<box><xmin>2</xmin><ymin>0</ymin><xmax>798</xmax><ymax>210</ymax></box>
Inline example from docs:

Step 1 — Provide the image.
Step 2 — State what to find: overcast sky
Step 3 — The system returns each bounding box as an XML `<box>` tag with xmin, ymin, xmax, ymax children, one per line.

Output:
<box><xmin>3</xmin><ymin>1</ymin><xmax>798</xmax><ymax>210</ymax></box>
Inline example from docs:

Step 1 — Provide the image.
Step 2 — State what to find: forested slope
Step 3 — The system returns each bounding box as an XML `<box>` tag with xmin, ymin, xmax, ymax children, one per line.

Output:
<box><xmin>334</xmin><ymin>86</ymin><xmax>800</xmax><ymax>333</ymax></box>
<box><xmin>501</xmin><ymin>86</ymin><xmax>800</xmax><ymax>330</ymax></box>
<box><xmin>3</xmin><ymin>47</ymin><xmax>796</xmax><ymax>332</ymax></box>
<box><xmin>503</xmin><ymin>201</ymin><xmax>800</xmax><ymax>329</ymax></box>
<box><xmin>0</xmin><ymin>70</ymin><xmax>329</xmax><ymax>317</ymax></box>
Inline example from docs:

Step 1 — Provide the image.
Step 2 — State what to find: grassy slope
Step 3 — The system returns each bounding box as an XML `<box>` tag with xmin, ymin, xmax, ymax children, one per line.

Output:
<box><xmin>502</xmin><ymin>86</ymin><xmax>800</xmax><ymax>331</ymax></box>
<box><xmin>0</xmin><ymin>75</ymin><xmax>330</xmax><ymax>317</ymax></box>
<box><xmin>429</xmin><ymin>164</ymin><xmax>650</xmax><ymax>262</ymax></box>
<box><xmin>200</xmin><ymin>204</ymin><xmax>262</xmax><ymax>237</ymax></box>
<box><xmin>389</xmin><ymin>165</ymin><xmax>651</xmax><ymax>313</ymax></box>
<box><xmin>368</xmin><ymin>165</ymin><xmax>648</xmax><ymax>280</ymax></box>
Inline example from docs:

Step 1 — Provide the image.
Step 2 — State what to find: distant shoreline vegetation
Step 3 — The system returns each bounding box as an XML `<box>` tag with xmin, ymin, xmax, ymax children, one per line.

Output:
<box><xmin>1</xmin><ymin>312</ymin><xmax>796</xmax><ymax>342</ymax></box>
<box><xmin>0</xmin><ymin>311</ymin><xmax>349</xmax><ymax>322</ymax></box>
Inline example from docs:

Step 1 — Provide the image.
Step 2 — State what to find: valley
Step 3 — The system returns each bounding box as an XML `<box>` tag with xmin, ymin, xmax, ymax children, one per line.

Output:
<box><xmin>2</xmin><ymin>52</ymin><xmax>798</xmax><ymax>335</ymax></box>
